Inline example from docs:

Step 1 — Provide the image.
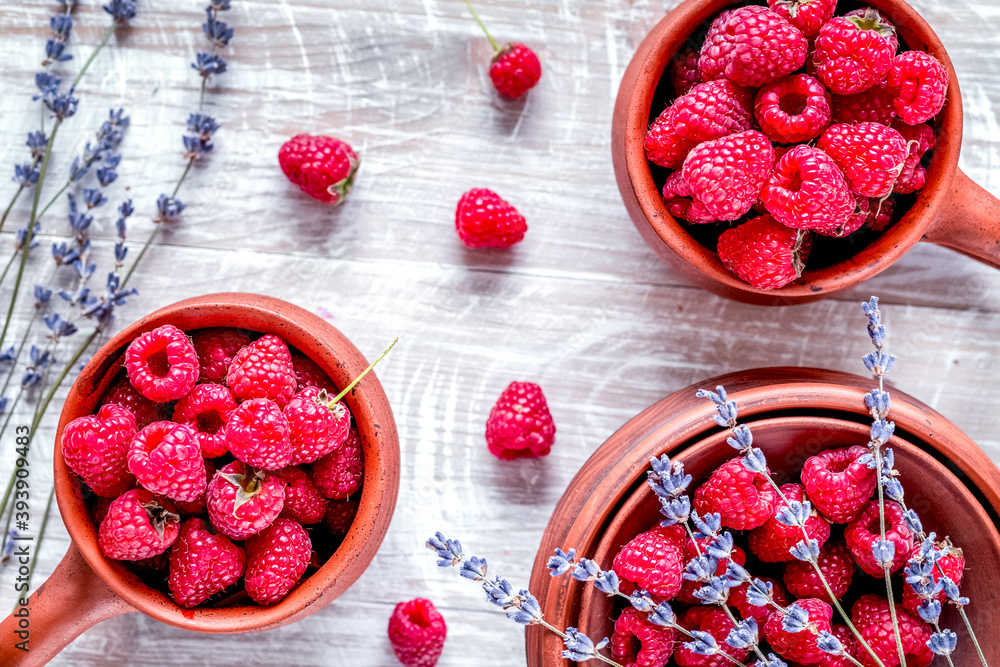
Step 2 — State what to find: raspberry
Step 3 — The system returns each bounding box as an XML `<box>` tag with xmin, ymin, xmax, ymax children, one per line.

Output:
<box><xmin>676</xmin><ymin>607</ymin><xmax>748</xmax><ymax>667</ymax></box>
<box><xmin>901</xmin><ymin>541</ymin><xmax>964</xmax><ymax>616</ymax></box>
<box><xmin>730</xmin><ymin>576</ymin><xmax>791</xmax><ymax>625</ymax></box>
<box><xmin>887</xmin><ymin>51</ymin><xmax>948</xmax><ymax>125</ymax></box>
<box><xmin>172</xmin><ymin>459</ymin><xmax>216</xmax><ymax>516</ymax></box>
<box><xmin>244</xmin><ymin>518</ymin><xmax>312</xmax><ymax>605</ymax></box>
<box><xmin>206</xmin><ymin>461</ymin><xmax>286</xmax><ymax>540</ymax></box>
<box><xmin>191</xmin><ymin>328</ymin><xmax>251</xmax><ymax>384</ymax></box>
<box><xmin>484</xmin><ymin>382</ymin><xmax>556</xmax><ymax>460</ymax></box>
<box><xmin>800</xmin><ymin>446</ymin><xmax>876</xmax><ymax>523</ymax></box>
<box><xmin>831</xmin><ymin>82</ymin><xmax>897</xmax><ymax>125</ymax></box>
<box><xmin>891</xmin><ymin>121</ymin><xmax>935</xmax><ymax>194</ymax></box>
<box><xmin>98</xmin><ymin>488</ymin><xmax>180</xmax><ymax>561</ymax></box>
<box><xmin>754</xmin><ymin>75</ymin><xmax>831</xmax><ymax>144</ymax></box>
<box><xmin>683</xmin><ymin>130</ymin><xmax>775</xmax><ymax>221</ymax></box>
<box><xmin>284</xmin><ymin>386</ymin><xmax>351</xmax><ymax>465</ymax></box>
<box><xmin>489</xmin><ymin>43</ymin><xmax>542</xmax><ymax>99</ymax></box>
<box><xmin>699</xmin><ymin>7</ymin><xmax>807</xmax><ymax>88</ymax></box>
<box><xmin>833</xmin><ymin>193</ymin><xmax>876</xmax><ymax>240</ymax></box>
<box><xmin>694</xmin><ymin>458</ymin><xmax>779</xmax><ymax>530</ymax></box>
<box><xmin>388</xmin><ymin>598</ymin><xmax>448</xmax><ymax>667</ymax></box>
<box><xmin>670</xmin><ymin>47</ymin><xmax>702</xmax><ymax>95</ymax></box>
<box><xmin>225</xmin><ymin>398</ymin><xmax>294</xmax><ymax>470</ymax></box>
<box><xmin>61</xmin><ymin>403</ymin><xmax>137</xmax><ymax>497</ymax></box>
<box><xmin>610</xmin><ymin>606</ymin><xmax>675</xmax><ymax>667</ymax></box>
<box><xmin>644</xmin><ymin>121</ymin><xmax>688</xmax><ymax>171</ymax></box>
<box><xmin>817</xmin><ymin>122</ymin><xmax>908</xmax><ymax>198</ymax></box>
<box><xmin>312</xmin><ymin>427</ymin><xmax>364</xmax><ymax>499</ymax></box>
<box><xmin>717</xmin><ymin>215</ymin><xmax>812</xmax><ymax>291</ymax></box>
<box><xmin>172</xmin><ymin>383</ymin><xmax>238</xmax><ymax>458</ymax></box>
<box><xmin>612</xmin><ymin>524</ymin><xmax>685</xmax><ymax>599</ymax></box>
<box><xmin>863</xmin><ymin>196</ymin><xmax>895</xmax><ymax>233</ymax></box>
<box><xmin>101</xmin><ymin>373</ymin><xmax>167</xmax><ymax>429</ymax></box>
<box><xmin>661</xmin><ymin>170</ymin><xmax>717</xmax><ymax>224</ymax></box>
<box><xmin>760</xmin><ymin>145</ymin><xmax>855</xmax><ymax>236</ymax></box>
<box><xmin>748</xmin><ymin>483</ymin><xmax>831</xmax><ymax>562</ymax></box>
<box><xmin>812</xmin><ymin>11</ymin><xmax>896</xmax><ymax>95</ymax></box>
<box><xmin>845</xmin><ymin>500</ymin><xmax>914</xmax><ymax>576</ymax></box>
<box><xmin>843</xmin><ymin>8</ymin><xmax>899</xmax><ymax>52</ymax></box>
<box><xmin>676</xmin><ymin>537</ymin><xmax>746</xmax><ymax>605</ymax></box>
<box><xmin>819</xmin><ymin>625</ymin><xmax>859</xmax><ymax>667</ymax></box>
<box><xmin>276</xmin><ymin>467</ymin><xmax>328</xmax><ymax>524</ymax></box>
<box><xmin>764</xmin><ymin>598</ymin><xmax>833</xmax><ymax>665</ymax></box>
<box><xmin>783</xmin><ymin>540</ymin><xmax>855</xmax><ymax>599</ymax></box>
<box><xmin>125</xmin><ymin>324</ymin><xmax>199</xmax><ymax>403</ymax></box>
<box><xmin>291</xmin><ymin>352</ymin><xmax>334</xmax><ymax>393</ymax></box>
<box><xmin>278</xmin><ymin>134</ymin><xmax>358</xmax><ymax>205</ymax></box>
<box><xmin>128</xmin><ymin>421</ymin><xmax>208</xmax><ymax>503</ymax></box>
<box><xmin>322</xmin><ymin>497</ymin><xmax>359</xmax><ymax>536</ymax></box>
<box><xmin>168</xmin><ymin>518</ymin><xmax>245</xmax><ymax>608</ymax></box>
<box><xmin>226</xmin><ymin>334</ymin><xmax>297</xmax><ymax>408</ymax></box>
<box><xmin>454</xmin><ymin>188</ymin><xmax>527</xmax><ymax>248</ymax></box>
<box><xmin>852</xmin><ymin>594</ymin><xmax>933</xmax><ymax>667</ymax></box>
<box><xmin>766</xmin><ymin>0</ymin><xmax>836</xmax><ymax>38</ymax></box>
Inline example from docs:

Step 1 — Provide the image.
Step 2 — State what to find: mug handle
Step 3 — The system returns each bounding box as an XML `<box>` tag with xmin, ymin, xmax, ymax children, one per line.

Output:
<box><xmin>0</xmin><ymin>543</ymin><xmax>132</xmax><ymax>666</ymax></box>
<box><xmin>922</xmin><ymin>168</ymin><xmax>1000</xmax><ymax>269</ymax></box>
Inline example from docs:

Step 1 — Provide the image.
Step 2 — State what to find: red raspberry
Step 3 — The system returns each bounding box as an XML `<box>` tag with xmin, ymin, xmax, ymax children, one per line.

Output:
<box><xmin>388</xmin><ymin>598</ymin><xmax>448</xmax><ymax>667</ymax></box>
<box><xmin>812</xmin><ymin>11</ymin><xmax>896</xmax><ymax>95</ymax></box>
<box><xmin>693</xmin><ymin>458</ymin><xmax>778</xmax><ymax>530</ymax></box>
<box><xmin>833</xmin><ymin>194</ymin><xmax>875</xmax><ymax>240</ymax></box>
<box><xmin>276</xmin><ymin>467</ymin><xmax>328</xmax><ymax>524</ymax></box>
<box><xmin>168</xmin><ymin>518</ymin><xmax>245</xmax><ymax>608</ymax></box>
<box><xmin>322</xmin><ymin>497</ymin><xmax>360</xmax><ymax>536</ymax></box>
<box><xmin>101</xmin><ymin>373</ymin><xmax>167</xmax><ymax>429</ymax></box>
<box><xmin>682</xmin><ymin>130</ymin><xmax>775</xmax><ymax>222</ymax></box>
<box><xmin>730</xmin><ymin>576</ymin><xmax>792</xmax><ymax>625</ymax></box>
<box><xmin>644</xmin><ymin>121</ymin><xmax>688</xmax><ymax>171</ymax></box>
<box><xmin>852</xmin><ymin>594</ymin><xmax>933</xmax><ymax>667</ymax></box>
<box><xmin>610</xmin><ymin>606</ymin><xmax>676</xmax><ymax>667</ymax></box>
<box><xmin>845</xmin><ymin>500</ymin><xmax>914</xmax><ymax>577</ymax></box>
<box><xmin>901</xmin><ymin>542</ymin><xmax>965</xmax><ymax>616</ymax></box>
<box><xmin>670</xmin><ymin>47</ymin><xmax>702</xmax><ymax>95</ymax></box>
<box><xmin>843</xmin><ymin>8</ymin><xmax>899</xmax><ymax>52</ymax></box>
<box><xmin>831</xmin><ymin>82</ymin><xmax>897</xmax><ymax>125</ymax></box>
<box><xmin>278</xmin><ymin>134</ymin><xmax>358</xmax><ymax>205</ymax></box>
<box><xmin>172</xmin><ymin>383</ymin><xmax>238</xmax><ymax>458</ymax></box>
<box><xmin>172</xmin><ymin>459</ymin><xmax>216</xmax><ymax>516</ymax></box>
<box><xmin>766</xmin><ymin>0</ymin><xmax>836</xmax><ymax>38</ymax></box>
<box><xmin>863</xmin><ymin>196</ymin><xmax>895</xmax><ymax>233</ymax></box>
<box><xmin>717</xmin><ymin>215</ymin><xmax>812</xmax><ymax>291</ymax></box>
<box><xmin>489</xmin><ymin>43</ymin><xmax>541</xmax><ymax>99</ymax></box>
<box><xmin>699</xmin><ymin>6</ymin><xmax>807</xmax><ymax>87</ymax></box>
<box><xmin>761</xmin><ymin>145</ymin><xmax>855</xmax><ymax>236</ymax></box>
<box><xmin>284</xmin><ymin>386</ymin><xmax>351</xmax><ymax>465</ymax></box>
<box><xmin>661</xmin><ymin>170</ymin><xmax>717</xmax><ymax>224</ymax></box>
<box><xmin>612</xmin><ymin>524</ymin><xmax>685</xmax><ymax>599</ymax></box>
<box><xmin>783</xmin><ymin>540</ymin><xmax>855</xmax><ymax>599</ymax></box>
<box><xmin>312</xmin><ymin>427</ymin><xmax>364</xmax><ymax>499</ymax></box>
<box><xmin>800</xmin><ymin>446</ymin><xmax>877</xmax><ymax>523</ymax></box>
<box><xmin>206</xmin><ymin>461</ymin><xmax>286</xmax><ymax>540</ymax></box>
<box><xmin>125</xmin><ymin>324</ymin><xmax>199</xmax><ymax>403</ymax></box>
<box><xmin>676</xmin><ymin>537</ymin><xmax>746</xmax><ymax>605</ymax></box>
<box><xmin>819</xmin><ymin>625</ymin><xmax>859</xmax><ymax>667</ymax></box>
<box><xmin>225</xmin><ymin>398</ymin><xmax>293</xmax><ymax>470</ymax></box>
<box><xmin>226</xmin><ymin>334</ymin><xmax>297</xmax><ymax>408</ymax></box>
<box><xmin>98</xmin><ymin>488</ymin><xmax>180</xmax><ymax>561</ymax></box>
<box><xmin>484</xmin><ymin>381</ymin><xmax>555</xmax><ymax>460</ymax></box>
<box><xmin>244</xmin><ymin>517</ymin><xmax>311</xmax><ymax>605</ymax></box>
<box><xmin>61</xmin><ymin>403</ymin><xmax>137</xmax><ymax>497</ymax></box>
<box><xmin>891</xmin><ymin>121</ymin><xmax>935</xmax><ymax>194</ymax></box>
<box><xmin>454</xmin><ymin>188</ymin><xmax>527</xmax><ymax>248</ymax></box>
<box><xmin>291</xmin><ymin>352</ymin><xmax>334</xmax><ymax>394</ymax></box>
<box><xmin>764</xmin><ymin>598</ymin><xmax>833</xmax><ymax>665</ymax></box>
<box><xmin>817</xmin><ymin>122</ymin><xmax>908</xmax><ymax>198</ymax></box>
<box><xmin>128</xmin><ymin>421</ymin><xmax>207</xmax><ymax>503</ymax></box>
<box><xmin>887</xmin><ymin>51</ymin><xmax>948</xmax><ymax>125</ymax></box>
<box><xmin>191</xmin><ymin>328</ymin><xmax>251</xmax><ymax>384</ymax></box>
<box><xmin>676</xmin><ymin>607</ymin><xmax>748</xmax><ymax>667</ymax></box>
<box><xmin>748</xmin><ymin>483</ymin><xmax>831</xmax><ymax>562</ymax></box>
<box><xmin>754</xmin><ymin>75</ymin><xmax>831</xmax><ymax>144</ymax></box>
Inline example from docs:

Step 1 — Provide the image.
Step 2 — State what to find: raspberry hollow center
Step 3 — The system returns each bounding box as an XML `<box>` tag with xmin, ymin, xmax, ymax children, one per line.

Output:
<box><xmin>407</xmin><ymin>605</ymin><xmax>432</xmax><ymax>629</ymax></box>
<box><xmin>196</xmin><ymin>410</ymin><xmax>225</xmax><ymax>435</ymax></box>
<box><xmin>779</xmin><ymin>93</ymin><xmax>808</xmax><ymax>116</ymax></box>
<box><xmin>146</xmin><ymin>348</ymin><xmax>171</xmax><ymax>377</ymax></box>
<box><xmin>827</xmin><ymin>458</ymin><xmax>852</xmax><ymax>473</ymax></box>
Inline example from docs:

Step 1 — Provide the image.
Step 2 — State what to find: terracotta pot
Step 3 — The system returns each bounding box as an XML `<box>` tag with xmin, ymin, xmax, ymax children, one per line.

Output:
<box><xmin>612</xmin><ymin>0</ymin><xmax>1000</xmax><ymax>305</ymax></box>
<box><xmin>526</xmin><ymin>368</ymin><xmax>1000</xmax><ymax>666</ymax></box>
<box><xmin>0</xmin><ymin>293</ymin><xmax>400</xmax><ymax>666</ymax></box>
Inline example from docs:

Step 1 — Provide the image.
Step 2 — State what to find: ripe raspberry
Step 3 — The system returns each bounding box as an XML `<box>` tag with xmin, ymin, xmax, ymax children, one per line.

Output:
<box><xmin>206</xmin><ymin>461</ymin><xmax>286</xmax><ymax>540</ymax></box>
<box><xmin>845</xmin><ymin>500</ymin><xmax>914</xmax><ymax>576</ymax></box>
<box><xmin>98</xmin><ymin>488</ymin><xmax>180</xmax><ymax>561</ymax></box>
<box><xmin>676</xmin><ymin>538</ymin><xmax>746</xmax><ymax>605</ymax></box>
<box><xmin>748</xmin><ymin>483</ymin><xmax>831</xmax><ymax>562</ymax></box>
<box><xmin>101</xmin><ymin>373</ymin><xmax>167</xmax><ymax>429</ymax></box>
<box><xmin>125</xmin><ymin>324</ymin><xmax>199</xmax><ymax>403</ymax></box>
<box><xmin>312</xmin><ymin>427</ymin><xmax>364</xmax><ymax>499</ymax></box>
<box><xmin>489</xmin><ymin>43</ymin><xmax>542</xmax><ymax>99</ymax></box>
<box><xmin>764</xmin><ymin>598</ymin><xmax>833</xmax><ymax>665</ymax></box>
<box><xmin>863</xmin><ymin>196</ymin><xmax>895</xmax><ymax>233</ymax></box>
<box><xmin>766</xmin><ymin>0</ymin><xmax>836</xmax><ymax>38</ymax></box>
<box><xmin>843</xmin><ymin>8</ymin><xmax>899</xmax><ymax>52</ymax></box>
<box><xmin>819</xmin><ymin>625</ymin><xmax>859</xmax><ymax>667</ymax></box>
<box><xmin>278</xmin><ymin>134</ymin><xmax>358</xmax><ymax>205</ymax></box>
<box><xmin>612</xmin><ymin>524</ymin><xmax>685</xmax><ymax>599</ymax></box>
<box><xmin>284</xmin><ymin>386</ymin><xmax>351</xmax><ymax>465</ymax></box>
<box><xmin>800</xmin><ymin>446</ymin><xmax>877</xmax><ymax>523</ymax></box>
<box><xmin>322</xmin><ymin>497</ymin><xmax>360</xmax><ymax>536</ymax></box>
<box><xmin>694</xmin><ymin>458</ymin><xmax>779</xmax><ymax>530</ymax></box>
<box><xmin>244</xmin><ymin>518</ymin><xmax>311</xmax><ymax>605</ymax></box>
<box><xmin>670</xmin><ymin>47</ymin><xmax>702</xmax><ymax>95</ymax></box>
<box><xmin>388</xmin><ymin>598</ymin><xmax>448</xmax><ymax>667</ymax></box>
<box><xmin>817</xmin><ymin>122</ymin><xmax>908</xmax><ymax>198</ymax></box>
<box><xmin>783</xmin><ymin>540</ymin><xmax>855</xmax><ymax>599</ymax></box>
<box><xmin>761</xmin><ymin>145</ymin><xmax>855</xmax><ymax>236</ymax></box>
<box><xmin>168</xmin><ymin>518</ymin><xmax>245</xmax><ymax>608</ymax></box>
<box><xmin>191</xmin><ymin>328</ymin><xmax>251</xmax><ymax>384</ymax></box>
<box><xmin>484</xmin><ymin>382</ymin><xmax>556</xmax><ymax>460</ymax></box>
<box><xmin>699</xmin><ymin>6</ymin><xmax>807</xmax><ymax>87</ymax></box>
<box><xmin>128</xmin><ymin>421</ymin><xmax>207</xmax><ymax>503</ymax></box>
<box><xmin>717</xmin><ymin>215</ymin><xmax>812</xmax><ymax>291</ymax></box>
<box><xmin>610</xmin><ymin>606</ymin><xmax>675</xmax><ymax>667</ymax></box>
<box><xmin>276</xmin><ymin>467</ymin><xmax>328</xmax><ymax>524</ymax></box>
<box><xmin>754</xmin><ymin>75</ymin><xmax>831</xmax><ymax>144</ymax></box>
<box><xmin>172</xmin><ymin>383</ymin><xmax>238</xmax><ymax>458</ymax></box>
<box><xmin>891</xmin><ymin>121</ymin><xmax>935</xmax><ymax>194</ymax></box>
<box><xmin>852</xmin><ymin>594</ymin><xmax>933</xmax><ymax>667</ymax></box>
<box><xmin>812</xmin><ymin>11</ymin><xmax>897</xmax><ymax>95</ymax></box>
<box><xmin>888</xmin><ymin>51</ymin><xmax>948</xmax><ymax>125</ymax></box>
<box><xmin>662</xmin><ymin>170</ymin><xmax>717</xmax><ymax>224</ymax></box>
<box><xmin>644</xmin><ymin>121</ymin><xmax>688</xmax><ymax>171</ymax></box>
<box><xmin>226</xmin><ymin>334</ymin><xmax>297</xmax><ymax>408</ymax></box>
<box><xmin>675</xmin><ymin>607</ymin><xmax>747</xmax><ymax>667</ymax></box>
<box><xmin>682</xmin><ymin>130</ymin><xmax>775</xmax><ymax>221</ymax></box>
<box><xmin>172</xmin><ymin>459</ymin><xmax>216</xmax><ymax>516</ymax></box>
<box><xmin>833</xmin><ymin>193</ymin><xmax>876</xmax><ymax>240</ymax></box>
<box><xmin>291</xmin><ymin>352</ymin><xmax>334</xmax><ymax>393</ymax></box>
<box><xmin>901</xmin><ymin>541</ymin><xmax>965</xmax><ymax>616</ymax></box>
<box><xmin>730</xmin><ymin>576</ymin><xmax>792</xmax><ymax>625</ymax></box>
<box><xmin>61</xmin><ymin>403</ymin><xmax>137</xmax><ymax>497</ymax></box>
<box><xmin>226</xmin><ymin>398</ymin><xmax>293</xmax><ymax>470</ymax></box>
<box><xmin>454</xmin><ymin>188</ymin><xmax>527</xmax><ymax>248</ymax></box>
<box><xmin>831</xmin><ymin>82</ymin><xmax>897</xmax><ymax>125</ymax></box>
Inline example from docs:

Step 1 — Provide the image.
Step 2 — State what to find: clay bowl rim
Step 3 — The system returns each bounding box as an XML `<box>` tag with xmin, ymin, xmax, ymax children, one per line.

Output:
<box><xmin>53</xmin><ymin>292</ymin><xmax>400</xmax><ymax>633</ymax></box>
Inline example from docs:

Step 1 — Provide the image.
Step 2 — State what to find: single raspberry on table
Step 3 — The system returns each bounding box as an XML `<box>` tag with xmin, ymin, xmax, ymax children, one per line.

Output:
<box><xmin>730</xmin><ymin>576</ymin><xmax>792</xmax><ymax>625</ymax></box>
<box><xmin>817</xmin><ymin>122</ymin><xmax>908</xmax><ymax>198</ymax></box>
<box><xmin>191</xmin><ymin>328</ymin><xmax>251</xmax><ymax>384</ymax></box>
<box><xmin>901</xmin><ymin>541</ymin><xmax>965</xmax><ymax>616</ymax></box>
<box><xmin>61</xmin><ymin>403</ymin><xmax>137</xmax><ymax>498</ymax></box>
<box><xmin>454</xmin><ymin>189</ymin><xmax>527</xmax><ymax>249</ymax></box>
<box><xmin>206</xmin><ymin>461</ymin><xmax>286</xmax><ymax>540</ymax></box>
<box><xmin>312</xmin><ymin>427</ymin><xmax>364</xmax><ymax>499</ymax></box>
<box><xmin>760</xmin><ymin>145</ymin><xmax>856</xmax><ymax>236</ymax></box>
<box><xmin>811</xmin><ymin>10</ymin><xmax>897</xmax><ymax>95</ymax></box>
<box><xmin>244</xmin><ymin>518</ymin><xmax>312</xmax><ymax>605</ymax></box>
<box><xmin>661</xmin><ymin>170</ymin><xmax>717</xmax><ymax>224</ymax></box>
<box><xmin>698</xmin><ymin>6</ymin><xmax>807</xmax><ymax>87</ymax></box>
<box><xmin>610</xmin><ymin>606</ymin><xmax>675</xmax><ymax>667</ymax></box>
<box><xmin>800</xmin><ymin>445</ymin><xmax>877</xmax><ymax>523</ymax></box>
<box><xmin>831</xmin><ymin>82</ymin><xmax>897</xmax><ymax>125</ymax></box>
<box><xmin>484</xmin><ymin>381</ymin><xmax>555</xmax><ymax>460</ymax></box>
<box><xmin>168</xmin><ymin>518</ymin><xmax>245</xmax><ymax>608</ymax></box>
<box><xmin>612</xmin><ymin>524</ymin><xmax>685</xmax><ymax>599</ymax></box>
<box><xmin>388</xmin><ymin>598</ymin><xmax>448</xmax><ymax>667</ymax></box>
<box><xmin>125</xmin><ymin>324</ymin><xmax>199</xmax><ymax>403</ymax></box>
<box><xmin>172</xmin><ymin>459</ymin><xmax>216</xmax><ymax>516</ymax></box>
<box><xmin>891</xmin><ymin>121</ymin><xmax>936</xmax><ymax>194</ymax></box>
<box><xmin>278</xmin><ymin>134</ymin><xmax>359</xmax><ymax>205</ymax></box>
<box><xmin>101</xmin><ymin>373</ymin><xmax>167</xmax><ymax>429</ymax></box>
<box><xmin>276</xmin><ymin>467</ymin><xmax>328</xmax><ymax>524</ymax></box>
<box><xmin>852</xmin><ymin>594</ymin><xmax>933</xmax><ymax>667</ymax></box>
<box><xmin>783</xmin><ymin>540</ymin><xmax>855</xmax><ymax>599</ymax></box>
<box><xmin>766</xmin><ymin>0</ymin><xmax>836</xmax><ymax>38</ymax></box>
<box><xmin>717</xmin><ymin>216</ymin><xmax>812</xmax><ymax>291</ymax></box>
<box><xmin>322</xmin><ymin>497</ymin><xmax>360</xmax><ymax>536</ymax></box>
<box><xmin>225</xmin><ymin>398</ymin><xmax>294</xmax><ymax>470</ymax></box>
<box><xmin>284</xmin><ymin>386</ymin><xmax>352</xmax><ymax>465</ymax></box>
<box><xmin>845</xmin><ymin>500</ymin><xmax>914</xmax><ymax>576</ymax></box>
<box><xmin>490</xmin><ymin>43</ymin><xmax>542</xmax><ymax>99</ymax></box>
<box><xmin>291</xmin><ymin>352</ymin><xmax>334</xmax><ymax>393</ymax></box>
<box><xmin>172</xmin><ymin>383</ymin><xmax>238</xmax><ymax>458</ymax></box>
<box><xmin>754</xmin><ymin>74</ymin><xmax>832</xmax><ymax>144</ymax></box>
<box><xmin>128</xmin><ymin>421</ymin><xmax>207</xmax><ymax>503</ymax></box>
<box><xmin>670</xmin><ymin>46</ymin><xmax>702</xmax><ymax>95</ymax></box>
<box><xmin>675</xmin><ymin>607</ymin><xmax>747</xmax><ymax>667</ymax></box>
<box><xmin>694</xmin><ymin>457</ymin><xmax>779</xmax><ymax>530</ymax></box>
<box><xmin>819</xmin><ymin>625</ymin><xmax>860</xmax><ymax>667</ymax></box>
<box><xmin>887</xmin><ymin>50</ymin><xmax>948</xmax><ymax>125</ymax></box>
<box><xmin>681</xmin><ymin>129</ymin><xmax>775</xmax><ymax>222</ymax></box>
<box><xmin>676</xmin><ymin>538</ymin><xmax>746</xmax><ymax>605</ymax></box>
<box><xmin>227</xmin><ymin>334</ymin><xmax>297</xmax><ymax>408</ymax></box>
<box><xmin>98</xmin><ymin>488</ymin><xmax>180</xmax><ymax>561</ymax></box>
<box><xmin>764</xmin><ymin>598</ymin><xmax>833</xmax><ymax>665</ymax></box>
<box><xmin>748</xmin><ymin>483</ymin><xmax>831</xmax><ymax>562</ymax></box>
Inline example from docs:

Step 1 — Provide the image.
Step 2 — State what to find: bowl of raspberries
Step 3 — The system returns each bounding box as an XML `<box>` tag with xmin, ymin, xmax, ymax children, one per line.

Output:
<box><xmin>612</xmin><ymin>0</ymin><xmax>1000</xmax><ymax>304</ymax></box>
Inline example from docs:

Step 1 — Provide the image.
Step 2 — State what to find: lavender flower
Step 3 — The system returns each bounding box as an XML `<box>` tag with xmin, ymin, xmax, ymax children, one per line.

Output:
<box><xmin>42</xmin><ymin>84</ymin><xmax>78</xmax><ymax>120</ymax></box>
<box><xmin>103</xmin><ymin>0</ymin><xmax>137</xmax><ymax>21</ymax></box>
<box><xmin>34</xmin><ymin>73</ymin><xmax>61</xmax><ymax>98</ymax></box>
<box><xmin>193</xmin><ymin>52</ymin><xmax>227</xmax><ymax>77</ymax></box>
<box><xmin>27</xmin><ymin>131</ymin><xmax>48</xmax><ymax>159</ymax></box>
<box><xmin>34</xmin><ymin>285</ymin><xmax>52</xmax><ymax>306</ymax></box>
<box><xmin>546</xmin><ymin>548</ymin><xmax>576</xmax><ymax>576</ymax></box>
<box><xmin>726</xmin><ymin>618</ymin><xmax>758</xmax><ymax>650</ymax></box>
<box><xmin>82</xmin><ymin>188</ymin><xmax>107</xmax><ymax>209</ymax></box>
<box><xmin>155</xmin><ymin>194</ymin><xmax>186</xmax><ymax>221</ymax></box>
<box><xmin>43</xmin><ymin>313</ymin><xmax>77</xmax><ymax>339</ymax></box>
<box><xmin>13</xmin><ymin>164</ymin><xmax>39</xmax><ymax>187</ymax></box>
<box><xmin>202</xmin><ymin>8</ymin><xmax>234</xmax><ymax>47</ymax></box>
<box><xmin>81</xmin><ymin>273</ymin><xmax>137</xmax><ymax>328</ymax></box>
<box><xmin>928</xmin><ymin>630</ymin><xmax>958</xmax><ymax>657</ymax></box>
<box><xmin>561</xmin><ymin>628</ymin><xmax>610</xmax><ymax>662</ymax></box>
<box><xmin>781</xmin><ymin>603</ymin><xmax>810</xmax><ymax>633</ymax></box>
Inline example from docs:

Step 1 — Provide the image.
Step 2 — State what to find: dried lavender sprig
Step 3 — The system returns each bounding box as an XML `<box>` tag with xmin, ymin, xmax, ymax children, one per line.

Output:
<box><xmin>817</xmin><ymin>630</ymin><xmax>866</xmax><ymax>667</ymax></box>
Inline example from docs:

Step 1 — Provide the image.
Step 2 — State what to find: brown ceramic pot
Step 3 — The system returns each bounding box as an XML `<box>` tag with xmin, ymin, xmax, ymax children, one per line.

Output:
<box><xmin>612</xmin><ymin>0</ymin><xmax>1000</xmax><ymax>305</ymax></box>
<box><xmin>0</xmin><ymin>293</ymin><xmax>400</xmax><ymax>666</ymax></box>
<box><xmin>526</xmin><ymin>368</ymin><xmax>1000</xmax><ymax>666</ymax></box>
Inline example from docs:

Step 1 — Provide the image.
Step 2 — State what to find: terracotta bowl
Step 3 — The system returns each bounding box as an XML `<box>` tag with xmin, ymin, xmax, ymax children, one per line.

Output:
<box><xmin>526</xmin><ymin>368</ymin><xmax>1000</xmax><ymax>666</ymax></box>
<box><xmin>612</xmin><ymin>0</ymin><xmax>1000</xmax><ymax>305</ymax></box>
<box><xmin>0</xmin><ymin>293</ymin><xmax>400</xmax><ymax>666</ymax></box>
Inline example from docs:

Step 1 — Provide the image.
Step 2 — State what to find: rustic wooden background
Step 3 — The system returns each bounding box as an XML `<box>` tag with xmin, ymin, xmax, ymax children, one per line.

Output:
<box><xmin>0</xmin><ymin>0</ymin><xmax>999</xmax><ymax>665</ymax></box>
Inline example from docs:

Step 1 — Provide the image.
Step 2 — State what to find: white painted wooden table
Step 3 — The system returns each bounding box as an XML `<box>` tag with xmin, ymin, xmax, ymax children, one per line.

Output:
<box><xmin>0</xmin><ymin>0</ymin><xmax>999</xmax><ymax>664</ymax></box>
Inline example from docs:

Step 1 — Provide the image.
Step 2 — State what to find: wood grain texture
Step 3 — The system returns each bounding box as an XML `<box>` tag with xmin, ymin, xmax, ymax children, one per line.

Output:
<box><xmin>0</xmin><ymin>0</ymin><xmax>997</xmax><ymax>665</ymax></box>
